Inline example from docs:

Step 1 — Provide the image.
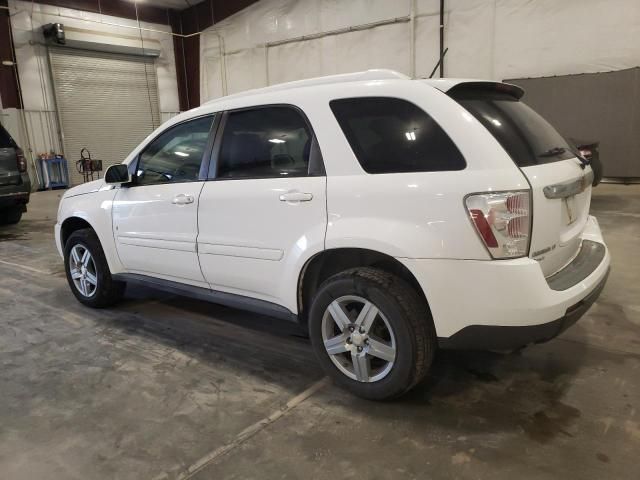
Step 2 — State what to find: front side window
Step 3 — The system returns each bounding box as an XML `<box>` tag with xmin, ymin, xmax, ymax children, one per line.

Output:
<box><xmin>136</xmin><ymin>115</ymin><xmax>214</xmax><ymax>185</ymax></box>
<box><xmin>330</xmin><ymin>97</ymin><xmax>466</xmax><ymax>174</ymax></box>
<box><xmin>217</xmin><ymin>106</ymin><xmax>312</xmax><ymax>179</ymax></box>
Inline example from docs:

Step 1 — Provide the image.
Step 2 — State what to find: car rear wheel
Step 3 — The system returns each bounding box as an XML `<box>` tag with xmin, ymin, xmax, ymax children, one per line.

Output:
<box><xmin>64</xmin><ymin>228</ymin><xmax>126</xmax><ymax>308</ymax></box>
<box><xmin>0</xmin><ymin>208</ymin><xmax>22</xmax><ymax>225</ymax></box>
<box><xmin>309</xmin><ymin>267</ymin><xmax>436</xmax><ymax>400</ymax></box>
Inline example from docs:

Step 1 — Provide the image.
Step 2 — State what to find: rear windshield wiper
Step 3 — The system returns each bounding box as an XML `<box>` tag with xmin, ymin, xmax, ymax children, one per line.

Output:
<box><xmin>538</xmin><ymin>146</ymin><xmax>566</xmax><ymax>158</ymax></box>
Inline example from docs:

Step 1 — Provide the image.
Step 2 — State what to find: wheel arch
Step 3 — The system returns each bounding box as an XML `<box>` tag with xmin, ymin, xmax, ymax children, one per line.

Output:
<box><xmin>60</xmin><ymin>216</ymin><xmax>95</xmax><ymax>248</ymax></box>
<box><xmin>297</xmin><ymin>247</ymin><xmax>431</xmax><ymax>326</ymax></box>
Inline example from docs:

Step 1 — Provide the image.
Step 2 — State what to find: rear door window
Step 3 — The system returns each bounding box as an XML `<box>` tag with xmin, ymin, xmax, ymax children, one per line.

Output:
<box><xmin>217</xmin><ymin>106</ymin><xmax>313</xmax><ymax>179</ymax></box>
<box><xmin>449</xmin><ymin>87</ymin><xmax>574</xmax><ymax>167</ymax></box>
<box><xmin>330</xmin><ymin>97</ymin><xmax>465</xmax><ymax>174</ymax></box>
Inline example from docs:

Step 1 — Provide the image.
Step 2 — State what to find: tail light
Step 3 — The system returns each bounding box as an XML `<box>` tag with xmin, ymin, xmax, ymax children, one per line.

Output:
<box><xmin>16</xmin><ymin>148</ymin><xmax>27</xmax><ymax>173</ymax></box>
<box><xmin>578</xmin><ymin>148</ymin><xmax>592</xmax><ymax>159</ymax></box>
<box><xmin>465</xmin><ymin>191</ymin><xmax>531</xmax><ymax>259</ymax></box>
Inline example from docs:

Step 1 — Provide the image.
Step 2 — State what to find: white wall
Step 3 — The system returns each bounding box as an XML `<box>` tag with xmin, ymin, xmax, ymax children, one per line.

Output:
<box><xmin>200</xmin><ymin>0</ymin><xmax>640</xmax><ymax>102</ymax></box>
<box><xmin>4</xmin><ymin>0</ymin><xmax>180</xmax><ymax>188</ymax></box>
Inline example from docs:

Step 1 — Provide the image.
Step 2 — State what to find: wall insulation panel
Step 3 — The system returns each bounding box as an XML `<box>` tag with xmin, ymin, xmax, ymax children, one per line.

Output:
<box><xmin>509</xmin><ymin>68</ymin><xmax>640</xmax><ymax>178</ymax></box>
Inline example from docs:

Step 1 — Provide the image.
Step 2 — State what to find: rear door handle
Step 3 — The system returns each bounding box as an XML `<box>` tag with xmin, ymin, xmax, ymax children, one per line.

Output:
<box><xmin>279</xmin><ymin>192</ymin><xmax>313</xmax><ymax>202</ymax></box>
<box><xmin>172</xmin><ymin>194</ymin><xmax>195</xmax><ymax>205</ymax></box>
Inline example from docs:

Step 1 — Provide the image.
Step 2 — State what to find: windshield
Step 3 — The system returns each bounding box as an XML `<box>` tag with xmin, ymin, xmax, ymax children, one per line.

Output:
<box><xmin>450</xmin><ymin>89</ymin><xmax>574</xmax><ymax>167</ymax></box>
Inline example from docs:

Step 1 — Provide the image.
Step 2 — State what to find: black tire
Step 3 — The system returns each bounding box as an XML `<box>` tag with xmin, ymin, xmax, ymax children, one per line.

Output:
<box><xmin>64</xmin><ymin>228</ymin><xmax>126</xmax><ymax>308</ymax></box>
<box><xmin>0</xmin><ymin>208</ymin><xmax>22</xmax><ymax>225</ymax></box>
<box><xmin>308</xmin><ymin>267</ymin><xmax>436</xmax><ymax>400</ymax></box>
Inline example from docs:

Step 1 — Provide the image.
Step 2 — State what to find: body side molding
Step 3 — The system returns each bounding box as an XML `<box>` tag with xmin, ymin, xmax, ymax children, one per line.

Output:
<box><xmin>112</xmin><ymin>273</ymin><xmax>298</xmax><ymax>323</ymax></box>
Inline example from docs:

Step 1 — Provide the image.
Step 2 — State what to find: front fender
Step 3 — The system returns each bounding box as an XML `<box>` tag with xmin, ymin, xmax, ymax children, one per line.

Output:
<box><xmin>56</xmin><ymin>188</ymin><xmax>124</xmax><ymax>274</ymax></box>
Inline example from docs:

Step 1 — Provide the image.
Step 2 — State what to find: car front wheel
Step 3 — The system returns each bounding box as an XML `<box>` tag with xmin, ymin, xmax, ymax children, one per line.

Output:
<box><xmin>64</xmin><ymin>228</ymin><xmax>126</xmax><ymax>308</ymax></box>
<box><xmin>308</xmin><ymin>267</ymin><xmax>436</xmax><ymax>400</ymax></box>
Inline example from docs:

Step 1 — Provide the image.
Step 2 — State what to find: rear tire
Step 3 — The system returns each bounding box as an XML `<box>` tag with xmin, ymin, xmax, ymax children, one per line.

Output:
<box><xmin>64</xmin><ymin>228</ymin><xmax>126</xmax><ymax>308</ymax></box>
<box><xmin>308</xmin><ymin>267</ymin><xmax>436</xmax><ymax>400</ymax></box>
<box><xmin>0</xmin><ymin>208</ymin><xmax>22</xmax><ymax>225</ymax></box>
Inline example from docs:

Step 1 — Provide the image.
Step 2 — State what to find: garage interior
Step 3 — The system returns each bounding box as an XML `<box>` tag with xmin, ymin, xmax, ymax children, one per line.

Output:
<box><xmin>1</xmin><ymin>0</ymin><xmax>639</xmax><ymax>479</ymax></box>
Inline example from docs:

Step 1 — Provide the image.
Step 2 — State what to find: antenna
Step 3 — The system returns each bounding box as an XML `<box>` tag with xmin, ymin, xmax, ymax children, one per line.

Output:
<box><xmin>428</xmin><ymin>47</ymin><xmax>449</xmax><ymax>79</ymax></box>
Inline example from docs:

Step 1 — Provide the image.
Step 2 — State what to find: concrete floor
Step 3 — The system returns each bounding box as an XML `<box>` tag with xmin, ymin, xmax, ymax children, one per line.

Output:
<box><xmin>0</xmin><ymin>185</ymin><xmax>639</xmax><ymax>480</ymax></box>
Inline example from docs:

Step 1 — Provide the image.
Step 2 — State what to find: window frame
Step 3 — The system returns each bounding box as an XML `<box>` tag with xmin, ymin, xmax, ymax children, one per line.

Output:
<box><xmin>128</xmin><ymin>113</ymin><xmax>219</xmax><ymax>188</ymax></box>
<box><xmin>206</xmin><ymin>104</ymin><xmax>325</xmax><ymax>181</ymax></box>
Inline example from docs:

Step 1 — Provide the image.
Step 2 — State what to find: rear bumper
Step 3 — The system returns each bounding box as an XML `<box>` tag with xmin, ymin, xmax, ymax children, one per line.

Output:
<box><xmin>400</xmin><ymin>215</ymin><xmax>610</xmax><ymax>350</ymax></box>
<box><xmin>0</xmin><ymin>174</ymin><xmax>30</xmax><ymax>210</ymax></box>
<box><xmin>438</xmin><ymin>267</ymin><xmax>609</xmax><ymax>350</ymax></box>
<box><xmin>0</xmin><ymin>190</ymin><xmax>30</xmax><ymax>210</ymax></box>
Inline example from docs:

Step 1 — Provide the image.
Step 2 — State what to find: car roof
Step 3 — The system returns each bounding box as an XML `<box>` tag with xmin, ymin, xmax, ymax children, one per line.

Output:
<box><xmin>202</xmin><ymin>70</ymin><xmax>486</xmax><ymax>106</ymax></box>
<box><xmin>167</xmin><ymin>70</ymin><xmax>521</xmax><ymax>128</ymax></box>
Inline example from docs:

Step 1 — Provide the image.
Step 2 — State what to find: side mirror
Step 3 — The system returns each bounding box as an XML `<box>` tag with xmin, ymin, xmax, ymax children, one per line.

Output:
<box><xmin>104</xmin><ymin>164</ymin><xmax>131</xmax><ymax>185</ymax></box>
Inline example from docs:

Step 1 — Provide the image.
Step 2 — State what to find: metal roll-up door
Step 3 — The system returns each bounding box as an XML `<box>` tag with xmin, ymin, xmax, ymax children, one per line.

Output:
<box><xmin>49</xmin><ymin>48</ymin><xmax>161</xmax><ymax>186</ymax></box>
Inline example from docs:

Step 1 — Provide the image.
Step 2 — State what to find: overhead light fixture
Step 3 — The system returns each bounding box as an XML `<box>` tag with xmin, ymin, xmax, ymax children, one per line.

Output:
<box><xmin>174</xmin><ymin>151</ymin><xmax>189</xmax><ymax>157</ymax></box>
<box><xmin>405</xmin><ymin>131</ymin><xmax>416</xmax><ymax>141</ymax></box>
<box><xmin>269</xmin><ymin>138</ymin><xmax>286</xmax><ymax>144</ymax></box>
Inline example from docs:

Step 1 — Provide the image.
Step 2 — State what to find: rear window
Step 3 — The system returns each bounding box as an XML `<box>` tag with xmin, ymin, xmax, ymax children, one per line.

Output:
<box><xmin>449</xmin><ymin>87</ymin><xmax>574</xmax><ymax>167</ymax></box>
<box><xmin>330</xmin><ymin>97</ymin><xmax>466</xmax><ymax>174</ymax></box>
<box><xmin>0</xmin><ymin>125</ymin><xmax>17</xmax><ymax>149</ymax></box>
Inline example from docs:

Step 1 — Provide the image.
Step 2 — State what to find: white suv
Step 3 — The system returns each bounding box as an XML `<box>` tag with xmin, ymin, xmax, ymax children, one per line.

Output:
<box><xmin>55</xmin><ymin>70</ymin><xmax>610</xmax><ymax>400</ymax></box>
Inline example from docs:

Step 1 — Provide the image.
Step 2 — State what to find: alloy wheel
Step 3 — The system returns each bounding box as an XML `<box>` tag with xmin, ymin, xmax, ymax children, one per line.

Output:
<box><xmin>69</xmin><ymin>244</ymin><xmax>98</xmax><ymax>298</ymax></box>
<box><xmin>321</xmin><ymin>295</ymin><xmax>397</xmax><ymax>383</ymax></box>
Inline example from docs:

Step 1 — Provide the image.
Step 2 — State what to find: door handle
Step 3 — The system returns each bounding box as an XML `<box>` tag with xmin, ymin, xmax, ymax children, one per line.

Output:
<box><xmin>279</xmin><ymin>191</ymin><xmax>313</xmax><ymax>202</ymax></box>
<box><xmin>172</xmin><ymin>194</ymin><xmax>195</xmax><ymax>205</ymax></box>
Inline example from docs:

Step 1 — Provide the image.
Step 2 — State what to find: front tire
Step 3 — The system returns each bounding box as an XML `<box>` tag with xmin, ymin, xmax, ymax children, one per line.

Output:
<box><xmin>308</xmin><ymin>267</ymin><xmax>436</xmax><ymax>400</ymax></box>
<box><xmin>64</xmin><ymin>228</ymin><xmax>126</xmax><ymax>308</ymax></box>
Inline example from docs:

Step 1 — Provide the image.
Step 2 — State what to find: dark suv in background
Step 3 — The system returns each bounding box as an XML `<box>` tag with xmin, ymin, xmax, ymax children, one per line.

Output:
<box><xmin>0</xmin><ymin>124</ymin><xmax>30</xmax><ymax>225</ymax></box>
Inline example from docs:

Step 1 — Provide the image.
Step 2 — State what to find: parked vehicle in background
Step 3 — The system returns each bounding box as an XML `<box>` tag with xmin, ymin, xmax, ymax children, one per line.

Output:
<box><xmin>55</xmin><ymin>70</ymin><xmax>610</xmax><ymax>400</ymax></box>
<box><xmin>0</xmin><ymin>124</ymin><xmax>30</xmax><ymax>225</ymax></box>
<box><xmin>570</xmin><ymin>138</ymin><xmax>602</xmax><ymax>186</ymax></box>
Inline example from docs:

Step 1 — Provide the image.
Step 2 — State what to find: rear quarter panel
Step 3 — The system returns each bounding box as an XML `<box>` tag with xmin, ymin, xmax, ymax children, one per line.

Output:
<box><xmin>299</xmin><ymin>80</ymin><xmax>529</xmax><ymax>260</ymax></box>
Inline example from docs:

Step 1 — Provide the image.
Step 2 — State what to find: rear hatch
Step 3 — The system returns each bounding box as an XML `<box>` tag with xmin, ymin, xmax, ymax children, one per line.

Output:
<box><xmin>0</xmin><ymin>124</ymin><xmax>21</xmax><ymax>187</ymax></box>
<box><xmin>449</xmin><ymin>83</ymin><xmax>593</xmax><ymax>276</ymax></box>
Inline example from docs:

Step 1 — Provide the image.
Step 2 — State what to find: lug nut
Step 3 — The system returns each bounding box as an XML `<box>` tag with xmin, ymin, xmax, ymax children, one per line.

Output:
<box><xmin>349</xmin><ymin>325</ymin><xmax>355</xmax><ymax>332</ymax></box>
<box><xmin>359</xmin><ymin>327</ymin><xmax>365</xmax><ymax>334</ymax></box>
<box><xmin>357</xmin><ymin>346</ymin><xmax>363</xmax><ymax>352</ymax></box>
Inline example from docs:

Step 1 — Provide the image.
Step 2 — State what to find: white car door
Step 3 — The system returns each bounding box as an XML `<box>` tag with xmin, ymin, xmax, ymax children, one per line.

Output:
<box><xmin>197</xmin><ymin>106</ymin><xmax>327</xmax><ymax>312</ymax></box>
<box><xmin>112</xmin><ymin>115</ymin><xmax>216</xmax><ymax>286</ymax></box>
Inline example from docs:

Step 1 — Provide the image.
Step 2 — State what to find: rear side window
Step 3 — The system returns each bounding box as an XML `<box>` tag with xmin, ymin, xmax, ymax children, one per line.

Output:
<box><xmin>450</xmin><ymin>87</ymin><xmax>574</xmax><ymax>167</ymax></box>
<box><xmin>0</xmin><ymin>125</ymin><xmax>17</xmax><ymax>148</ymax></box>
<box><xmin>217</xmin><ymin>106</ymin><xmax>312</xmax><ymax>179</ymax></box>
<box><xmin>330</xmin><ymin>97</ymin><xmax>465</xmax><ymax>174</ymax></box>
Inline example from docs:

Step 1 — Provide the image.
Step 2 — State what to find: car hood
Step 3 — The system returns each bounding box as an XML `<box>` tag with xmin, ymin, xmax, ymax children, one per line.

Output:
<box><xmin>62</xmin><ymin>179</ymin><xmax>113</xmax><ymax>198</ymax></box>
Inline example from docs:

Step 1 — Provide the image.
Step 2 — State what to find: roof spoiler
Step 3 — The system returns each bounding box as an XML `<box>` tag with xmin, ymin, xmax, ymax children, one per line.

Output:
<box><xmin>447</xmin><ymin>81</ymin><xmax>525</xmax><ymax>100</ymax></box>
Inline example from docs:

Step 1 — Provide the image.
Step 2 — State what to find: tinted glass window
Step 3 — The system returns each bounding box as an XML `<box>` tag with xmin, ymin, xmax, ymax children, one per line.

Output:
<box><xmin>136</xmin><ymin>115</ymin><xmax>213</xmax><ymax>185</ymax></box>
<box><xmin>217</xmin><ymin>107</ymin><xmax>312</xmax><ymax>179</ymax></box>
<box><xmin>0</xmin><ymin>125</ymin><xmax>17</xmax><ymax>148</ymax></box>
<box><xmin>450</xmin><ymin>89</ymin><xmax>574</xmax><ymax>167</ymax></box>
<box><xmin>330</xmin><ymin>97</ymin><xmax>465</xmax><ymax>174</ymax></box>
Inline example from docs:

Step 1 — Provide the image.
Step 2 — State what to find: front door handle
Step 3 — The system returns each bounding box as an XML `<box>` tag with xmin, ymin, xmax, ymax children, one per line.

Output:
<box><xmin>172</xmin><ymin>194</ymin><xmax>195</xmax><ymax>205</ymax></box>
<box><xmin>279</xmin><ymin>191</ymin><xmax>313</xmax><ymax>202</ymax></box>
